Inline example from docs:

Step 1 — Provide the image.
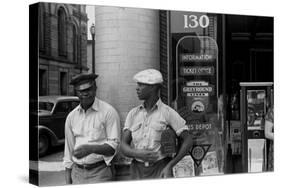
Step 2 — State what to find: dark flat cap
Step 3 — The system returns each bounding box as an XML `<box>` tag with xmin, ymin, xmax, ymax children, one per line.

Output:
<box><xmin>70</xmin><ymin>73</ymin><xmax>98</xmax><ymax>90</ymax></box>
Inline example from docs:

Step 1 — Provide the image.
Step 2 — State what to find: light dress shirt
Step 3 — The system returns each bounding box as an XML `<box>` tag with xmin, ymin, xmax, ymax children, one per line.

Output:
<box><xmin>265</xmin><ymin>107</ymin><xmax>274</xmax><ymax>123</ymax></box>
<box><xmin>63</xmin><ymin>97</ymin><xmax>120</xmax><ymax>169</ymax></box>
<box><xmin>124</xmin><ymin>99</ymin><xmax>188</xmax><ymax>162</ymax></box>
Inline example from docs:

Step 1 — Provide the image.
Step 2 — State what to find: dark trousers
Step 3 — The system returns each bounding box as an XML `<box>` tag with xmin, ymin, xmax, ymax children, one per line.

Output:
<box><xmin>130</xmin><ymin>158</ymin><xmax>171</xmax><ymax>180</ymax></box>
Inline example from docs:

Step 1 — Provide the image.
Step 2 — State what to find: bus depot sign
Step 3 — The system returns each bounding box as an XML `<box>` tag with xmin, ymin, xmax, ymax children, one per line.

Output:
<box><xmin>174</xmin><ymin>36</ymin><xmax>220</xmax><ymax>175</ymax></box>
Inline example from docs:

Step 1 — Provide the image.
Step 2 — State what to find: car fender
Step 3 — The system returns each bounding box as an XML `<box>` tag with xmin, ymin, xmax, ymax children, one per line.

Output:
<box><xmin>38</xmin><ymin>125</ymin><xmax>59</xmax><ymax>146</ymax></box>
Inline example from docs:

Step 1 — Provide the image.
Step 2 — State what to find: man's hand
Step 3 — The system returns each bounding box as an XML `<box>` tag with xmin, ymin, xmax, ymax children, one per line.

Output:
<box><xmin>160</xmin><ymin>165</ymin><xmax>173</xmax><ymax>178</ymax></box>
<box><xmin>73</xmin><ymin>145</ymin><xmax>93</xmax><ymax>159</ymax></box>
<box><xmin>136</xmin><ymin>149</ymin><xmax>159</xmax><ymax>162</ymax></box>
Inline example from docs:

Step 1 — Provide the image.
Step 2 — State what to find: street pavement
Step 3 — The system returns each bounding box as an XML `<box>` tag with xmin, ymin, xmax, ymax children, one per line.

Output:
<box><xmin>29</xmin><ymin>146</ymin><xmax>66</xmax><ymax>186</ymax></box>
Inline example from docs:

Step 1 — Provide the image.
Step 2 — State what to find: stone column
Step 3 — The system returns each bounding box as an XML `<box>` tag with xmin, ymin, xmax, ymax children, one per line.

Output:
<box><xmin>95</xmin><ymin>6</ymin><xmax>159</xmax><ymax>125</ymax></box>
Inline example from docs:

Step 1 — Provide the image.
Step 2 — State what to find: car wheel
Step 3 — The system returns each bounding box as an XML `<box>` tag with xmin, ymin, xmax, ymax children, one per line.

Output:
<box><xmin>39</xmin><ymin>134</ymin><xmax>49</xmax><ymax>157</ymax></box>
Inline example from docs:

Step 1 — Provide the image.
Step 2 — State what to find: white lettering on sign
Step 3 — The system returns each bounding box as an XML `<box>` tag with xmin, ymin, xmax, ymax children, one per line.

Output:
<box><xmin>186</xmin><ymin>93</ymin><xmax>208</xmax><ymax>97</ymax></box>
<box><xmin>182</xmin><ymin>86</ymin><xmax>213</xmax><ymax>93</ymax></box>
<box><xmin>184</xmin><ymin>15</ymin><xmax>209</xmax><ymax>29</ymax></box>
<box><xmin>186</xmin><ymin>81</ymin><xmax>208</xmax><ymax>86</ymax></box>
<box><xmin>180</xmin><ymin>54</ymin><xmax>214</xmax><ymax>62</ymax></box>
<box><xmin>183</xmin><ymin>81</ymin><xmax>214</xmax><ymax>96</ymax></box>
<box><xmin>186</xmin><ymin>123</ymin><xmax>212</xmax><ymax>130</ymax></box>
<box><xmin>180</xmin><ymin>66</ymin><xmax>214</xmax><ymax>76</ymax></box>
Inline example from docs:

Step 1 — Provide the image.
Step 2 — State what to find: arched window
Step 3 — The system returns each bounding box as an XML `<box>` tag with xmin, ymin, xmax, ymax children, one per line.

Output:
<box><xmin>39</xmin><ymin>3</ymin><xmax>44</xmax><ymax>51</ymax></box>
<box><xmin>72</xmin><ymin>25</ymin><xmax>77</xmax><ymax>63</ymax></box>
<box><xmin>58</xmin><ymin>7</ymin><xmax>67</xmax><ymax>57</ymax></box>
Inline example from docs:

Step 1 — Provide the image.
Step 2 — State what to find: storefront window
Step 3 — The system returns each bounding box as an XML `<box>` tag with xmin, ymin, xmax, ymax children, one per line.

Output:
<box><xmin>169</xmin><ymin>12</ymin><xmax>225</xmax><ymax>177</ymax></box>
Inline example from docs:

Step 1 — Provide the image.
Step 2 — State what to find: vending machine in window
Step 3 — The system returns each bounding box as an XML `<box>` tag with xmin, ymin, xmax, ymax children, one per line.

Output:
<box><xmin>240</xmin><ymin>82</ymin><xmax>273</xmax><ymax>173</ymax></box>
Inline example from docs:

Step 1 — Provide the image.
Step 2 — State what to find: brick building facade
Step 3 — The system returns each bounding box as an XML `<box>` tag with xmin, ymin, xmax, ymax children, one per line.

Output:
<box><xmin>39</xmin><ymin>3</ymin><xmax>88</xmax><ymax>96</ymax></box>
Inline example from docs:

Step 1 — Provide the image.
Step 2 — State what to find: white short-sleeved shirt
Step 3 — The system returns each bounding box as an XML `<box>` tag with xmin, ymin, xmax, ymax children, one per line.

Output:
<box><xmin>124</xmin><ymin>99</ymin><xmax>188</xmax><ymax>161</ymax></box>
<box><xmin>63</xmin><ymin>97</ymin><xmax>120</xmax><ymax>169</ymax></box>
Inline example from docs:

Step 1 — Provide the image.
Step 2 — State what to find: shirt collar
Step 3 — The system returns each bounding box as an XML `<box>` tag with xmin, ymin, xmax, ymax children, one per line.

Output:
<box><xmin>139</xmin><ymin>98</ymin><xmax>163</xmax><ymax>111</ymax></box>
<box><xmin>77</xmin><ymin>97</ymin><xmax>99</xmax><ymax>112</ymax></box>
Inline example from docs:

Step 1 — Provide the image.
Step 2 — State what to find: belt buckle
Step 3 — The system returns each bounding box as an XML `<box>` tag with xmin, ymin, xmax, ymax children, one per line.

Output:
<box><xmin>77</xmin><ymin>164</ymin><xmax>86</xmax><ymax>169</ymax></box>
<box><xmin>78</xmin><ymin>163</ymin><xmax>93</xmax><ymax>170</ymax></box>
<box><xmin>144</xmin><ymin>162</ymin><xmax>149</xmax><ymax>167</ymax></box>
<box><xmin>82</xmin><ymin>164</ymin><xmax>88</xmax><ymax>169</ymax></box>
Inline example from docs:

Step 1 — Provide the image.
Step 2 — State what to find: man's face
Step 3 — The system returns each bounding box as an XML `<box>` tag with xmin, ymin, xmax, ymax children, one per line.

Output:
<box><xmin>76</xmin><ymin>85</ymin><xmax>96</xmax><ymax>107</ymax></box>
<box><xmin>136</xmin><ymin>82</ymin><xmax>155</xmax><ymax>100</ymax></box>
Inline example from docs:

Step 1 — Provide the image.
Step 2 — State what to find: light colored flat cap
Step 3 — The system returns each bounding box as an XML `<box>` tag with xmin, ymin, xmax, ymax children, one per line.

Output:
<box><xmin>133</xmin><ymin>69</ymin><xmax>163</xmax><ymax>84</ymax></box>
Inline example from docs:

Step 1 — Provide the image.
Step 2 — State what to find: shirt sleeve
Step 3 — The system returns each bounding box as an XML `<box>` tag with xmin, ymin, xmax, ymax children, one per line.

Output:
<box><xmin>103</xmin><ymin>107</ymin><xmax>121</xmax><ymax>165</ymax></box>
<box><xmin>265</xmin><ymin>108</ymin><xmax>274</xmax><ymax>123</ymax></box>
<box><xmin>166</xmin><ymin>107</ymin><xmax>189</xmax><ymax>136</ymax></box>
<box><xmin>63</xmin><ymin>114</ymin><xmax>75</xmax><ymax>169</ymax></box>
<box><xmin>123</xmin><ymin>109</ymin><xmax>134</xmax><ymax>131</ymax></box>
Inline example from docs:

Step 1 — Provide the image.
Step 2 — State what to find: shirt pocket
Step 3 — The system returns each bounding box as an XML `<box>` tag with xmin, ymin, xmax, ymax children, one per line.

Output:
<box><xmin>150</xmin><ymin>123</ymin><xmax>166</xmax><ymax>142</ymax></box>
<box><xmin>131</xmin><ymin>123</ymin><xmax>142</xmax><ymax>144</ymax></box>
<box><xmin>88</xmin><ymin>125</ymin><xmax>106</xmax><ymax>142</ymax></box>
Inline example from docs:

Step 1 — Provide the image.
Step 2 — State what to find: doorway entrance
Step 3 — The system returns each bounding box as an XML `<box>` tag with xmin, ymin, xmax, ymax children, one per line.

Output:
<box><xmin>224</xmin><ymin>15</ymin><xmax>273</xmax><ymax>173</ymax></box>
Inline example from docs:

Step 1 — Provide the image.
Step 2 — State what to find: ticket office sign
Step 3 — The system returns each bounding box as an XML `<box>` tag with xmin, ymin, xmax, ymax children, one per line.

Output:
<box><xmin>180</xmin><ymin>66</ymin><xmax>215</xmax><ymax>76</ymax></box>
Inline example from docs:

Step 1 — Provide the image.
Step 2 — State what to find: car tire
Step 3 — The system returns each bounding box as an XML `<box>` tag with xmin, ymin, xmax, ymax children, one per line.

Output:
<box><xmin>39</xmin><ymin>134</ymin><xmax>49</xmax><ymax>157</ymax></box>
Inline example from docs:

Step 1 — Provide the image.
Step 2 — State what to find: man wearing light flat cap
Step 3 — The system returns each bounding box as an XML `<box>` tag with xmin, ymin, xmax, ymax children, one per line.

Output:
<box><xmin>121</xmin><ymin>69</ymin><xmax>192</xmax><ymax>179</ymax></box>
<box><xmin>63</xmin><ymin>73</ymin><xmax>120</xmax><ymax>184</ymax></box>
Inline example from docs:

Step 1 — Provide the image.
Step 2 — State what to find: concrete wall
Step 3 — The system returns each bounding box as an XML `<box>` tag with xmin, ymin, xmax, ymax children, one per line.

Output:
<box><xmin>95</xmin><ymin>6</ymin><xmax>160</xmax><ymax>126</ymax></box>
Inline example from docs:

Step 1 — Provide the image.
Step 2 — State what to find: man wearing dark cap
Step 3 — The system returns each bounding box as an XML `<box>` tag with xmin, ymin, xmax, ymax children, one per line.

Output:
<box><xmin>63</xmin><ymin>73</ymin><xmax>120</xmax><ymax>184</ymax></box>
<box><xmin>121</xmin><ymin>69</ymin><xmax>193</xmax><ymax>179</ymax></box>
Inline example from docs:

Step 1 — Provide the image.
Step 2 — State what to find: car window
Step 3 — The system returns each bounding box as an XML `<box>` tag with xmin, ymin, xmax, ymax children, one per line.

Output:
<box><xmin>39</xmin><ymin>102</ymin><xmax>54</xmax><ymax>112</ymax></box>
<box><xmin>55</xmin><ymin>102</ymin><xmax>69</xmax><ymax>113</ymax></box>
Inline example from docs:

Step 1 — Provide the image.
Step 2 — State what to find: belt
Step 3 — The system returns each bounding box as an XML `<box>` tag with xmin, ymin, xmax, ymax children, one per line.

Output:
<box><xmin>76</xmin><ymin>160</ymin><xmax>105</xmax><ymax>170</ymax></box>
<box><xmin>133</xmin><ymin>157</ymin><xmax>171</xmax><ymax>167</ymax></box>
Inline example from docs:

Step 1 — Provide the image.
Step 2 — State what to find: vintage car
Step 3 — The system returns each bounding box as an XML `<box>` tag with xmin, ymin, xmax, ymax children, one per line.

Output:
<box><xmin>37</xmin><ymin>96</ymin><xmax>79</xmax><ymax>157</ymax></box>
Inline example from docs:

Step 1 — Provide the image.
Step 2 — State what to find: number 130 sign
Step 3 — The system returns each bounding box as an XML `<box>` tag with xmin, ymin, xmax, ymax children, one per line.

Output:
<box><xmin>184</xmin><ymin>15</ymin><xmax>209</xmax><ymax>28</ymax></box>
